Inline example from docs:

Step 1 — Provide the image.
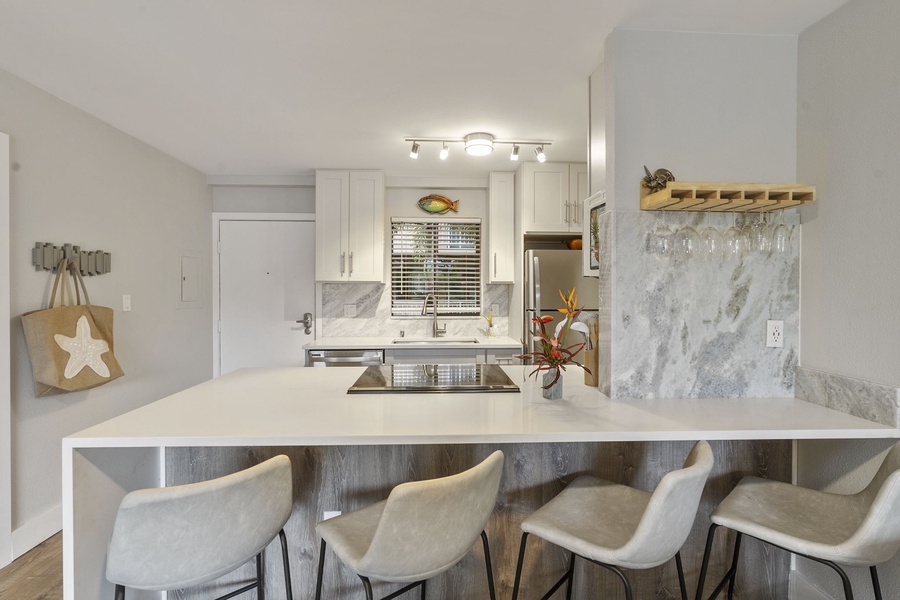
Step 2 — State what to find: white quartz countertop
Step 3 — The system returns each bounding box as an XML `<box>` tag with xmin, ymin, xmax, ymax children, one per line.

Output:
<box><xmin>65</xmin><ymin>367</ymin><xmax>900</xmax><ymax>448</ymax></box>
<box><xmin>304</xmin><ymin>336</ymin><xmax>522</xmax><ymax>350</ymax></box>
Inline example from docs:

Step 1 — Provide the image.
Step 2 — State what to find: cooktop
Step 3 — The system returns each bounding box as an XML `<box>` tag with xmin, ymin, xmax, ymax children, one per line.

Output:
<box><xmin>347</xmin><ymin>363</ymin><xmax>520</xmax><ymax>394</ymax></box>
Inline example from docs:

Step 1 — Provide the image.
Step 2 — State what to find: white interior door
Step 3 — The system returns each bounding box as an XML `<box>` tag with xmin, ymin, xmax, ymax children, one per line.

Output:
<box><xmin>219</xmin><ymin>220</ymin><xmax>315</xmax><ymax>375</ymax></box>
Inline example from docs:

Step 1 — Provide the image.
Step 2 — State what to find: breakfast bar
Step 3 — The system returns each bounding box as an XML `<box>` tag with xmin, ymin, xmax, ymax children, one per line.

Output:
<box><xmin>63</xmin><ymin>366</ymin><xmax>900</xmax><ymax>599</ymax></box>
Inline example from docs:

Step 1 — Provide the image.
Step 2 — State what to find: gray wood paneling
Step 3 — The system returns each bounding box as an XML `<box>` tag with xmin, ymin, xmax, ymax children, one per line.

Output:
<box><xmin>166</xmin><ymin>440</ymin><xmax>791</xmax><ymax>599</ymax></box>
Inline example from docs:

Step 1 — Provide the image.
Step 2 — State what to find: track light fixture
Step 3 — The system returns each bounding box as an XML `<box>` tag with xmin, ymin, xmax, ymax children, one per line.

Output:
<box><xmin>404</xmin><ymin>134</ymin><xmax>551</xmax><ymax>162</ymax></box>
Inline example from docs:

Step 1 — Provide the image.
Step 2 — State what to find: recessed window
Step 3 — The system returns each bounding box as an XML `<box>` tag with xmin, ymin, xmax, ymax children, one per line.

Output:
<box><xmin>390</xmin><ymin>218</ymin><xmax>482</xmax><ymax>317</ymax></box>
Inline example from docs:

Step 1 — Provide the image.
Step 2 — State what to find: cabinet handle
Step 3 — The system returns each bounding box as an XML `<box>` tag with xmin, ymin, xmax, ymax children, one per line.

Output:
<box><xmin>349</xmin><ymin>252</ymin><xmax>354</xmax><ymax>276</ymax></box>
<box><xmin>340</xmin><ymin>252</ymin><xmax>346</xmax><ymax>275</ymax></box>
<box><xmin>564</xmin><ymin>201</ymin><xmax>570</xmax><ymax>224</ymax></box>
<box><xmin>574</xmin><ymin>200</ymin><xmax>580</xmax><ymax>225</ymax></box>
<box><xmin>493</xmin><ymin>253</ymin><xmax>497</xmax><ymax>277</ymax></box>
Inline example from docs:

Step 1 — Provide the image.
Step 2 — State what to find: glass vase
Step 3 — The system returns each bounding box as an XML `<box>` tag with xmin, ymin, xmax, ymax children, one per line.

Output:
<box><xmin>542</xmin><ymin>370</ymin><xmax>563</xmax><ymax>400</ymax></box>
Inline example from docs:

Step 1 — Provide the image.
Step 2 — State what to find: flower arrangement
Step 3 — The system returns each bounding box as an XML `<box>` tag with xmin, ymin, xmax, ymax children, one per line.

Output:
<box><xmin>518</xmin><ymin>288</ymin><xmax>591</xmax><ymax>389</ymax></box>
<box><xmin>481</xmin><ymin>310</ymin><xmax>494</xmax><ymax>336</ymax></box>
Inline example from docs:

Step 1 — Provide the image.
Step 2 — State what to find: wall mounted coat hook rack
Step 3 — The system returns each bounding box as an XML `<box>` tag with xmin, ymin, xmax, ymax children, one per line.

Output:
<box><xmin>32</xmin><ymin>242</ymin><xmax>111</xmax><ymax>276</ymax></box>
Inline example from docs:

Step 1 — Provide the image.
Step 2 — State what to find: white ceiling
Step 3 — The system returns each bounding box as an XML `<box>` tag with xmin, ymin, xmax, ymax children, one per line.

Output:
<box><xmin>0</xmin><ymin>0</ymin><xmax>850</xmax><ymax>179</ymax></box>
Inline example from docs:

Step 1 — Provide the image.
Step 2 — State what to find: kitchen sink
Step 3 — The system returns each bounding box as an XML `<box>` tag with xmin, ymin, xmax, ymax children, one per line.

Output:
<box><xmin>391</xmin><ymin>337</ymin><xmax>480</xmax><ymax>344</ymax></box>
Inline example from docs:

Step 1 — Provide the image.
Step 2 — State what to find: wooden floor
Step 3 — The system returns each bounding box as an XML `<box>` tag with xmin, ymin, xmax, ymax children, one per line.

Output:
<box><xmin>0</xmin><ymin>532</ymin><xmax>62</xmax><ymax>600</ymax></box>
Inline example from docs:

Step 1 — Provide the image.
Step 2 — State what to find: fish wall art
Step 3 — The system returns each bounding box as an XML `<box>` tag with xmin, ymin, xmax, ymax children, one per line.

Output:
<box><xmin>417</xmin><ymin>194</ymin><xmax>459</xmax><ymax>214</ymax></box>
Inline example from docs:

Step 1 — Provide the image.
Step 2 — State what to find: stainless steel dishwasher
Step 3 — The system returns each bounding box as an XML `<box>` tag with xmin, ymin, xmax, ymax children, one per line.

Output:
<box><xmin>306</xmin><ymin>349</ymin><xmax>384</xmax><ymax>367</ymax></box>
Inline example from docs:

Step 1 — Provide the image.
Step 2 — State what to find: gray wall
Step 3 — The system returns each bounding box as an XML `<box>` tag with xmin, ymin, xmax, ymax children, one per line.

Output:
<box><xmin>601</xmin><ymin>29</ymin><xmax>800</xmax><ymax>398</ymax></box>
<box><xmin>796</xmin><ymin>0</ymin><xmax>900</xmax><ymax>596</ymax></box>
<box><xmin>0</xmin><ymin>67</ymin><xmax>213</xmax><ymax>553</ymax></box>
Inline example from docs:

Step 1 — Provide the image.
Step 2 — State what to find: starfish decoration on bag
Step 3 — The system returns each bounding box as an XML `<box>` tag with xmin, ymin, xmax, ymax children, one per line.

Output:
<box><xmin>54</xmin><ymin>315</ymin><xmax>111</xmax><ymax>379</ymax></box>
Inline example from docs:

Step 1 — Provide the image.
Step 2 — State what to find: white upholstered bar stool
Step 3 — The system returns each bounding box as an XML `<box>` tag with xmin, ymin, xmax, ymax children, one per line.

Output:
<box><xmin>106</xmin><ymin>455</ymin><xmax>294</xmax><ymax>600</ymax></box>
<box><xmin>696</xmin><ymin>440</ymin><xmax>900</xmax><ymax>600</ymax></box>
<box><xmin>314</xmin><ymin>450</ymin><xmax>504</xmax><ymax>600</ymax></box>
<box><xmin>512</xmin><ymin>440</ymin><xmax>714</xmax><ymax>600</ymax></box>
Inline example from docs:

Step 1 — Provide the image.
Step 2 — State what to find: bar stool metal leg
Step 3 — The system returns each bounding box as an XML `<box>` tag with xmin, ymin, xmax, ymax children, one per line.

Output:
<box><xmin>315</xmin><ymin>539</ymin><xmax>327</xmax><ymax>600</ymax></box>
<box><xmin>360</xmin><ymin>575</ymin><xmax>375</xmax><ymax>600</ymax></box>
<box><xmin>278</xmin><ymin>529</ymin><xmax>293</xmax><ymax>600</ymax></box>
<box><xmin>480</xmin><ymin>531</ymin><xmax>497</xmax><ymax>600</ymax></box>
<box><xmin>586</xmin><ymin>559</ymin><xmax>633</xmax><ymax>600</ymax></box>
<box><xmin>675</xmin><ymin>551</ymin><xmax>688</xmax><ymax>600</ymax></box>
<box><xmin>565</xmin><ymin>552</ymin><xmax>576</xmax><ymax>600</ymax></box>
<box><xmin>695</xmin><ymin>523</ymin><xmax>719</xmax><ymax>600</ymax></box>
<box><xmin>726</xmin><ymin>533</ymin><xmax>742</xmax><ymax>599</ymax></box>
<box><xmin>511</xmin><ymin>532</ymin><xmax>530</xmax><ymax>600</ymax></box>
<box><xmin>114</xmin><ymin>584</ymin><xmax>125</xmax><ymax>600</ymax></box>
<box><xmin>871</xmin><ymin>566</ymin><xmax>883</xmax><ymax>600</ymax></box>
<box><xmin>256</xmin><ymin>553</ymin><xmax>265</xmax><ymax>600</ymax></box>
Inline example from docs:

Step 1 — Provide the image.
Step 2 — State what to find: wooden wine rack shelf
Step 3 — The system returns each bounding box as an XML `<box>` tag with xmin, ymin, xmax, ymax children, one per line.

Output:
<box><xmin>640</xmin><ymin>182</ymin><xmax>815</xmax><ymax>212</ymax></box>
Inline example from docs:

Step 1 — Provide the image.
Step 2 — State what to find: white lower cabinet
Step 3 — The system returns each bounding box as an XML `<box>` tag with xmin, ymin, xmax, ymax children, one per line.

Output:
<box><xmin>386</xmin><ymin>348</ymin><xmax>486</xmax><ymax>365</ymax></box>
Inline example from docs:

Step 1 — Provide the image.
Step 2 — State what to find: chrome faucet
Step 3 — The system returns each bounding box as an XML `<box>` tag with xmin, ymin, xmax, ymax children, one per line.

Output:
<box><xmin>421</xmin><ymin>293</ymin><xmax>446</xmax><ymax>338</ymax></box>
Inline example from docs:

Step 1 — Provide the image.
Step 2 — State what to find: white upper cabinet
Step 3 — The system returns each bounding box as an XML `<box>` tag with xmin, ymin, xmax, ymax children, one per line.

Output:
<box><xmin>519</xmin><ymin>162</ymin><xmax>588</xmax><ymax>233</ymax></box>
<box><xmin>488</xmin><ymin>172</ymin><xmax>515</xmax><ymax>283</ymax></box>
<box><xmin>315</xmin><ymin>170</ymin><xmax>384</xmax><ymax>282</ymax></box>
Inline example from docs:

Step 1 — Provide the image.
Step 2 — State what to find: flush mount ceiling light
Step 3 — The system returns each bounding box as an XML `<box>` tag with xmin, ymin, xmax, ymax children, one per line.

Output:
<box><xmin>404</xmin><ymin>134</ymin><xmax>551</xmax><ymax>161</ymax></box>
<box><xmin>464</xmin><ymin>132</ymin><xmax>494</xmax><ymax>156</ymax></box>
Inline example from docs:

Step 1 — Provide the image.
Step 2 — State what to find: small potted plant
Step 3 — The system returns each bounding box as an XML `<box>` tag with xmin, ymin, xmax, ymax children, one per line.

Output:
<box><xmin>518</xmin><ymin>288</ymin><xmax>591</xmax><ymax>399</ymax></box>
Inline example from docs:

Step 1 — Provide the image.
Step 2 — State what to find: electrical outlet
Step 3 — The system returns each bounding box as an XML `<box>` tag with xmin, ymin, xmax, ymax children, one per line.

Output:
<box><xmin>491</xmin><ymin>303</ymin><xmax>500</xmax><ymax>316</ymax></box>
<box><xmin>323</xmin><ymin>510</ymin><xmax>341</xmax><ymax>520</ymax></box>
<box><xmin>766</xmin><ymin>320</ymin><xmax>784</xmax><ymax>348</ymax></box>
<box><xmin>343</xmin><ymin>304</ymin><xmax>357</xmax><ymax>318</ymax></box>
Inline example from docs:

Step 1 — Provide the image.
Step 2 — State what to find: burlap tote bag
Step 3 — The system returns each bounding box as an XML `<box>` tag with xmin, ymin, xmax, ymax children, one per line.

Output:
<box><xmin>21</xmin><ymin>258</ymin><xmax>124</xmax><ymax>396</ymax></box>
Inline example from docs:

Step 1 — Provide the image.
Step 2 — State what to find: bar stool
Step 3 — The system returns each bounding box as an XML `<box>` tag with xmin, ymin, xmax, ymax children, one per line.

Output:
<box><xmin>512</xmin><ymin>440</ymin><xmax>713</xmax><ymax>600</ymax></box>
<box><xmin>314</xmin><ymin>450</ymin><xmax>504</xmax><ymax>600</ymax></box>
<box><xmin>106</xmin><ymin>454</ymin><xmax>294</xmax><ymax>600</ymax></box>
<box><xmin>696</xmin><ymin>440</ymin><xmax>900</xmax><ymax>600</ymax></box>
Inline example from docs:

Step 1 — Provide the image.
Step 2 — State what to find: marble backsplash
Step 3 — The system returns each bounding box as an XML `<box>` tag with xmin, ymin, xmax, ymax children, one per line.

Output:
<box><xmin>596</xmin><ymin>209</ymin><xmax>613</xmax><ymax>396</ymax></box>
<box><xmin>610</xmin><ymin>210</ymin><xmax>800</xmax><ymax>399</ymax></box>
<box><xmin>321</xmin><ymin>283</ymin><xmax>510</xmax><ymax>338</ymax></box>
<box><xmin>795</xmin><ymin>366</ymin><xmax>900</xmax><ymax>427</ymax></box>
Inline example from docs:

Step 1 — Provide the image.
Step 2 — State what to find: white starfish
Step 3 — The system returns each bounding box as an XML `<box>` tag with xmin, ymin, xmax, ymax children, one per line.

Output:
<box><xmin>54</xmin><ymin>315</ymin><xmax>111</xmax><ymax>379</ymax></box>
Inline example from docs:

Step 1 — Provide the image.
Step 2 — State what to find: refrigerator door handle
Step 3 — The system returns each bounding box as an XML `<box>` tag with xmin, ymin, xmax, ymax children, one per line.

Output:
<box><xmin>533</xmin><ymin>255</ymin><xmax>541</xmax><ymax>315</ymax></box>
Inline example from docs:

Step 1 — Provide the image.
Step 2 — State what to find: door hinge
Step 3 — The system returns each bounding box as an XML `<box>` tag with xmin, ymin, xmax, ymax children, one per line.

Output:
<box><xmin>217</xmin><ymin>320</ymin><xmax>222</xmax><ymax>333</ymax></box>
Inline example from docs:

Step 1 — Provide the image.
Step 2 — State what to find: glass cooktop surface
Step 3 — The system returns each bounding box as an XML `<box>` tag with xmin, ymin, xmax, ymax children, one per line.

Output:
<box><xmin>347</xmin><ymin>363</ymin><xmax>520</xmax><ymax>394</ymax></box>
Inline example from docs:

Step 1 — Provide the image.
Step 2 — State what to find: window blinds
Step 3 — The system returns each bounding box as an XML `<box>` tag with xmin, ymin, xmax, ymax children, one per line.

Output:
<box><xmin>391</xmin><ymin>218</ymin><xmax>482</xmax><ymax>316</ymax></box>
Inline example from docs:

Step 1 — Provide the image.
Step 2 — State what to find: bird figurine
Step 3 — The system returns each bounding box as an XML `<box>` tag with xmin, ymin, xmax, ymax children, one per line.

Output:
<box><xmin>641</xmin><ymin>166</ymin><xmax>675</xmax><ymax>193</ymax></box>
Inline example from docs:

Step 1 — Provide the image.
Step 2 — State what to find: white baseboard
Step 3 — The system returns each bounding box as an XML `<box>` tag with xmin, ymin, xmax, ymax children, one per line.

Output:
<box><xmin>791</xmin><ymin>569</ymin><xmax>835</xmax><ymax>600</ymax></box>
<box><xmin>11</xmin><ymin>502</ymin><xmax>61</xmax><ymax>560</ymax></box>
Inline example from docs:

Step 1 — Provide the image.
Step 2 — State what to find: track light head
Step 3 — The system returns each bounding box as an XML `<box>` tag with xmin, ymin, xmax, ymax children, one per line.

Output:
<box><xmin>439</xmin><ymin>143</ymin><xmax>449</xmax><ymax>160</ymax></box>
<box><xmin>535</xmin><ymin>146</ymin><xmax>546</xmax><ymax>163</ymax></box>
<box><xmin>409</xmin><ymin>142</ymin><xmax>419</xmax><ymax>159</ymax></box>
<box><xmin>510</xmin><ymin>145</ymin><xmax>520</xmax><ymax>161</ymax></box>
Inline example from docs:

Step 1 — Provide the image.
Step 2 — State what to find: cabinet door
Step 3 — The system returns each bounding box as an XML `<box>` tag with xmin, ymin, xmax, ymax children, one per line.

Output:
<box><xmin>347</xmin><ymin>171</ymin><xmax>384</xmax><ymax>282</ymax></box>
<box><xmin>569</xmin><ymin>163</ymin><xmax>589</xmax><ymax>232</ymax></box>
<box><xmin>488</xmin><ymin>172</ymin><xmax>515</xmax><ymax>283</ymax></box>
<box><xmin>315</xmin><ymin>170</ymin><xmax>349</xmax><ymax>281</ymax></box>
<box><xmin>522</xmin><ymin>162</ymin><xmax>570</xmax><ymax>233</ymax></box>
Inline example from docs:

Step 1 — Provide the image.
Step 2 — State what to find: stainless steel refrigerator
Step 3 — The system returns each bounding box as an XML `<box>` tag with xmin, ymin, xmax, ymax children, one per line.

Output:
<box><xmin>523</xmin><ymin>249</ymin><xmax>599</xmax><ymax>362</ymax></box>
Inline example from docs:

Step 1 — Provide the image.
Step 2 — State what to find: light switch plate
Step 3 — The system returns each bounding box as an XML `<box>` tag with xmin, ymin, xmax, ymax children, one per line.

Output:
<box><xmin>343</xmin><ymin>304</ymin><xmax>357</xmax><ymax>318</ymax></box>
<box><xmin>122</xmin><ymin>294</ymin><xmax>132</xmax><ymax>312</ymax></box>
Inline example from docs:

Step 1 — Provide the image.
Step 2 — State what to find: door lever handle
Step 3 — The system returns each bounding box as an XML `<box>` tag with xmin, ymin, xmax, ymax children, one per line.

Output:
<box><xmin>298</xmin><ymin>312</ymin><xmax>313</xmax><ymax>334</ymax></box>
